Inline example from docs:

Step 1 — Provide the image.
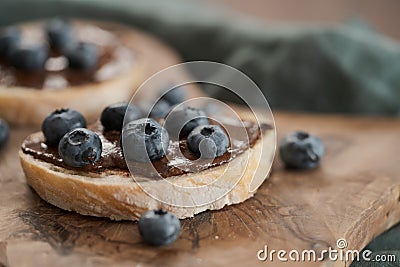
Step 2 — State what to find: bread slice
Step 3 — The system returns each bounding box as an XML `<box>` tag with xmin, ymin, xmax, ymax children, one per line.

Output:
<box><xmin>0</xmin><ymin>20</ymin><xmax>182</xmax><ymax>125</ymax></box>
<box><xmin>19</xmin><ymin>128</ymin><xmax>274</xmax><ymax>220</ymax></box>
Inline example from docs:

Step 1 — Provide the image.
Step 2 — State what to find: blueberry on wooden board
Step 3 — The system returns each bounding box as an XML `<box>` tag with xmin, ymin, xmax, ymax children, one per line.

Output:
<box><xmin>139</xmin><ymin>209</ymin><xmax>181</xmax><ymax>246</ymax></box>
<box><xmin>279</xmin><ymin>131</ymin><xmax>324</xmax><ymax>169</ymax></box>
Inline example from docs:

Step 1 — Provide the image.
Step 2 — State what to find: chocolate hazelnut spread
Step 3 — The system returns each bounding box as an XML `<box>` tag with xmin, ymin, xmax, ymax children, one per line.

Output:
<box><xmin>21</xmin><ymin>121</ymin><xmax>270</xmax><ymax>178</ymax></box>
<box><xmin>0</xmin><ymin>21</ymin><xmax>134</xmax><ymax>89</ymax></box>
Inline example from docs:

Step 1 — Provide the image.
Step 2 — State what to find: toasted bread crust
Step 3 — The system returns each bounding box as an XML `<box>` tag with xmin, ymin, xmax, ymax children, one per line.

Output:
<box><xmin>0</xmin><ymin>20</ymin><xmax>182</xmax><ymax>125</ymax></box>
<box><xmin>20</xmin><ymin>130</ymin><xmax>274</xmax><ymax>220</ymax></box>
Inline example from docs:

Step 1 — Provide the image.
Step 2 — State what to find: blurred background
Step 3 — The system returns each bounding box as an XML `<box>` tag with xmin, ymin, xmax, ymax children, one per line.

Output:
<box><xmin>1</xmin><ymin>0</ymin><xmax>400</xmax><ymax>116</ymax></box>
<box><xmin>205</xmin><ymin>0</ymin><xmax>400</xmax><ymax>40</ymax></box>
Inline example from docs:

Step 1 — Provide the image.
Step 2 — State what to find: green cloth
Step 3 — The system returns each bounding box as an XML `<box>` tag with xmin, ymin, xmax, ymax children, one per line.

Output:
<box><xmin>1</xmin><ymin>1</ymin><xmax>400</xmax><ymax>265</ymax></box>
<box><xmin>351</xmin><ymin>224</ymin><xmax>400</xmax><ymax>267</ymax></box>
<box><xmin>1</xmin><ymin>0</ymin><xmax>400</xmax><ymax>115</ymax></box>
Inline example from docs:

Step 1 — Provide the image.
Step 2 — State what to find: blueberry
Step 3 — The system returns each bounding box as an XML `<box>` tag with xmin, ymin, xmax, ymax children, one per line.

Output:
<box><xmin>45</xmin><ymin>17</ymin><xmax>74</xmax><ymax>52</ymax></box>
<box><xmin>187</xmin><ymin>125</ymin><xmax>229</xmax><ymax>159</ymax></box>
<box><xmin>279</xmin><ymin>131</ymin><xmax>324</xmax><ymax>169</ymax></box>
<box><xmin>66</xmin><ymin>42</ymin><xmax>98</xmax><ymax>70</ymax></box>
<box><xmin>58</xmin><ymin>128</ymin><xmax>102</xmax><ymax>167</ymax></box>
<box><xmin>42</xmin><ymin>108</ymin><xmax>86</xmax><ymax>146</ymax></box>
<box><xmin>9</xmin><ymin>45</ymin><xmax>49</xmax><ymax>72</ymax></box>
<box><xmin>101</xmin><ymin>103</ymin><xmax>142</xmax><ymax>132</ymax></box>
<box><xmin>149</xmin><ymin>99</ymin><xmax>172</xmax><ymax>118</ymax></box>
<box><xmin>164</xmin><ymin>106</ymin><xmax>209</xmax><ymax>139</ymax></box>
<box><xmin>0</xmin><ymin>27</ymin><xmax>21</xmax><ymax>58</ymax></box>
<box><xmin>0</xmin><ymin>119</ymin><xmax>9</xmax><ymax>149</ymax></box>
<box><xmin>122</xmin><ymin>118</ymin><xmax>169</xmax><ymax>162</ymax></box>
<box><xmin>139</xmin><ymin>209</ymin><xmax>181</xmax><ymax>246</ymax></box>
<box><xmin>160</xmin><ymin>85</ymin><xmax>186</xmax><ymax>105</ymax></box>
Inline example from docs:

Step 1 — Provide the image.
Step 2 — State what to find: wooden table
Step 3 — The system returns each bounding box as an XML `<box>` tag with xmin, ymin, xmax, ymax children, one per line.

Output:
<box><xmin>1</xmin><ymin>112</ymin><xmax>399</xmax><ymax>267</ymax></box>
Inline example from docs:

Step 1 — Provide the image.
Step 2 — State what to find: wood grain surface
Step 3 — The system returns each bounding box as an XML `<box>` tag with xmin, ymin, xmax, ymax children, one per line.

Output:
<box><xmin>0</xmin><ymin>112</ymin><xmax>399</xmax><ymax>267</ymax></box>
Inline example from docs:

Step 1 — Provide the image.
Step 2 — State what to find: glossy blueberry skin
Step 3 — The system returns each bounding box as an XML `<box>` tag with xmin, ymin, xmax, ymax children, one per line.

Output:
<box><xmin>122</xmin><ymin>118</ymin><xmax>169</xmax><ymax>162</ymax></box>
<box><xmin>66</xmin><ymin>42</ymin><xmax>98</xmax><ymax>70</ymax></box>
<box><xmin>187</xmin><ymin>125</ymin><xmax>229</xmax><ymax>159</ymax></box>
<box><xmin>9</xmin><ymin>45</ymin><xmax>49</xmax><ymax>72</ymax></box>
<box><xmin>101</xmin><ymin>103</ymin><xmax>142</xmax><ymax>132</ymax></box>
<box><xmin>45</xmin><ymin>17</ymin><xmax>74</xmax><ymax>51</ymax></box>
<box><xmin>0</xmin><ymin>27</ymin><xmax>21</xmax><ymax>58</ymax></box>
<box><xmin>0</xmin><ymin>119</ymin><xmax>9</xmax><ymax>149</ymax></box>
<box><xmin>160</xmin><ymin>86</ymin><xmax>186</xmax><ymax>105</ymax></box>
<box><xmin>279</xmin><ymin>131</ymin><xmax>324</xmax><ymax>169</ymax></box>
<box><xmin>139</xmin><ymin>209</ymin><xmax>181</xmax><ymax>246</ymax></box>
<box><xmin>164</xmin><ymin>106</ymin><xmax>209</xmax><ymax>139</ymax></box>
<box><xmin>149</xmin><ymin>99</ymin><xmax>172</xmax><ymax>119</ymax></box>
<box><xmin>58</xmin><ymin>128</ymin><xmax>102</xmax><ymax>167</ymax></box>
<box><xmin>42</xmin><ymin>108</ymin><xmax>86</xmax><ymax>146</ymax></box>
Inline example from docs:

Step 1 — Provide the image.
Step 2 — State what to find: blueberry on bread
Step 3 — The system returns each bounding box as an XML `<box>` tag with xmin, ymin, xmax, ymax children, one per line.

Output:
<box><xmin>101</xmin><ymin>103</ymin><xmax>142</xmax><ymax>132</ymax></box>
<box><xmin>9</xmin><ymin>45</ymin><xmax>49</xmax><ymax>72</ymax></box>
<box><xmin>45</xmin><ymin>17</ymin><xmax>74</xmax><ymax>51</ymax></box>
<box><xmin>0</xmin><ymin>119</ymin><xmax>9</xmax><ymax>149</ymax></box>
<box><xmin>122</xmin><ymin>118</ymin><xmax>170</xmax><ymax>162</ymax></box>
<box><xmin>42</xmin><ymin>108</ymin><xmax>86</xmax><ymax>146</ymax></box>
<box><xmin>187</xmin><ymin>125</ymin><xmax>229</xmax><ymax>159</ymax></box>
<box><xmin>0</xmin><ymin>27</ymin><xmax>21</xmax><ymax>58</ymax></box>
<box><xmin>164</xmin><ymin>106</ymin><xmax>209</xmax><ymax>139</ymax></box>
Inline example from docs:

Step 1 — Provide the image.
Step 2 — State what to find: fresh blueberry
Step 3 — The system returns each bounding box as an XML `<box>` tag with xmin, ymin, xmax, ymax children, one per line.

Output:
<box><xmin>45</xmin><ymin>17</ymin><xmax>74</xmax><ymax>52</ymax></box>
<box><xmin>0</xmin><ymin>27</ymin><xmax>21</xmax><ymax>58</ymax></box>
<box><xmin>101</xmin><ymin>103</ymin><xmax>142</xmax><ymax>132</ymax></box>
<box><xmin>122</xmin><ymin>118</ymin><xmax>169</xmax><ymax>162</ymax></box>
<box><xmin>139</xmin><ymin>209</ymin><xmax>181</xmax><ymax>246</ymax></box>
<box><xmin>279</xmin><ymin>131</ymin><xmax>324</xmax><ymax>169</ymax></box>
<box><xmin>42</xmin><ymin>108</ymin><xmax>86</xmax><ymax>146</ymax></box>
<box><xmin>187</xmin><ymin>125</ymin><xmax>229</xmax><ymax>159</ymax></box>
<box><xmin>58</xmin><ymin>128</ymin><xmax>102</xmax><ymax>167</ymax></box>
<box><xmin>164</xmin><ymin>106</ymin><xmax>209</xmax><ymax>139</ymax></box>
<box><xmin>66</xmin><ymin>42</ymin><xmax>98</xmax><ymax>70</ymax></box>
<box><xmin>9</xmin><ymin>45</ymin><xmax>49</xmax><ymax>72</ymax></box>
<box><xmin>160</xmin><ymin>85</ymin><xmax>186</xmax><ymax>105</ymax></box>
<box><xmin>149</xmin><ymin>99</ymin><xmax>172</xmax><ymax>118</ymax></box>
<box><xmin>0</xmin><ymin>119</ymin><xmax>9</xmax><ymax>149</ymax></box>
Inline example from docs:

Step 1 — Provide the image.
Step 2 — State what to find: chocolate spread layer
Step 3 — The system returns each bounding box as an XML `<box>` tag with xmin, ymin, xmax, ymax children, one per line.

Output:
<box><xmin>22</xmin><ymin>121</ymin><xmax>270</xmax><ymax>178</ymax></box>
<box><xmin>0</xmin><ymin>21</ymin><xmax>134</xmax><ymax>89</ymax></box>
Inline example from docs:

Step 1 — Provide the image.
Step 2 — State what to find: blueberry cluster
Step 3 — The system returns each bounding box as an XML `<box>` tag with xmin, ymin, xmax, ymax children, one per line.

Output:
<box><xmin>42</xmin><ymin>108</ymin><xmax>102</xmax><ymax>168</ymax></box>
<box><xmin>166</xmin><ymin>106</ymin><xmax>230</xmax><ymax>159</ymax></box>
<box><xmin>0</xmin><ymin>17</ymin><xmax>99</xmax><ymax>72</ymax></box>
<box><xmin>94</xmin><ymin>85</ymin><xmax>227</xmax><ymax>162</ymax></box>
<box><xmin>41</xmin><ymin>106</ymin><xmax>183</xmax><ymax>245</ymax></box>
<box><xmin>121</xmin><ymin>102</ymin><xmax>229</xmax><ymax>162</ymax></box>
<box><xmin>42</xmin><ymin>108</ymin><xmax>86</xmax><ymax>146</ymax></box>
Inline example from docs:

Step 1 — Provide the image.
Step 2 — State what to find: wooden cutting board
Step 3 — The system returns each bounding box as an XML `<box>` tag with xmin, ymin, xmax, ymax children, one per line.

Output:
<box><xmin>0</xmin><ymin>112</ymin><xmax>399</xmax><ymax>267</ymax></box>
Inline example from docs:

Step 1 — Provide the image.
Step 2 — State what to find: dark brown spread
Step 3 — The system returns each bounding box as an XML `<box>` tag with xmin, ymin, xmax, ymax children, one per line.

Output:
<box><xmin>0</xmin><ymin>22</ymin><xmax>134</xmax><ymax>89</ymax></box>
<box><xmin>21</xmin><ymin>120</ymin><xmax>270</xmax><ymax>178</ymax></box>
